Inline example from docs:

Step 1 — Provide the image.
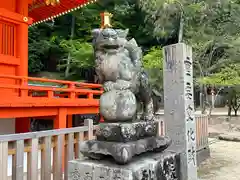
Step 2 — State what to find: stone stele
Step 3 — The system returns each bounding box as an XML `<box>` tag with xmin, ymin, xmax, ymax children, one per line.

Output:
<box><xmin>68</xmin><ymin>150</ymin><xmax>180</xmax><ymax>180</ymax></box>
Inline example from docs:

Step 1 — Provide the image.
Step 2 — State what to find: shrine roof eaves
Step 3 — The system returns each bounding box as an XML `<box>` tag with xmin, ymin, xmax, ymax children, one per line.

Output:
<box><xmin>29</xmin><ymin>0</ymin><xmax>97</xmax><ymax>26</ymax></box>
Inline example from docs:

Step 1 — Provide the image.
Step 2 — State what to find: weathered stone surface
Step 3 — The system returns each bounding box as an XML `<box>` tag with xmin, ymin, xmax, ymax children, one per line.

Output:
<box><xmin>79</xmin><ymin>136</ymin><xmax>171</xmax><ymax>164</ymax></box>
<box><xmin>96</xmin><ymin>121</ymin><xmax>158</xmax><ymax>142</ymax></box>
<box><xmin>93</xmin><ymin>27</ymin><xmax>160</xmax><ymax>121</ymax></box>
<box><xmin>100</xmin><ymin>89</ymin><xmax>137</xmax><ymax>122</ymax></box>
<box><xmin>163</xmin><ymin>43</ymin><xmax>198</xmax><ymax>180</ymax></box>
<box><xmin>68</xmin><ymin>150</ymin><xmax>180</xmax><ymax>180</ymax></box>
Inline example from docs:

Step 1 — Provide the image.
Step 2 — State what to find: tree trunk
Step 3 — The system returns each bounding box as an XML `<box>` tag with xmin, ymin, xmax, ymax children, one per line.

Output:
<box><xmin>228</xmin><ymin>105</ymin><xmax>232</xmax><ymax>116</ymax></box>
<box><xmin>202</xmin><ymin>86</ymin><xmax>208</xmax><ymax>113</ymax></box>
<box><xmin>227</xmin><ymin>96</ymin><xmax>232</xmax><ymax>117</ymax></box>
<box><xmin>178</xmin><ymin>11</ymin><xmax>184</xmax><ymax>43</ymax></box>
<box><xmin>65</xmin><ymin>15</ymin><xmax>75</xmax><ymax>78</ymax></box>
<box><xmin>200</xmin><ymin>84</ymin><xmax>204</xmax><ymax>113</ymax></box>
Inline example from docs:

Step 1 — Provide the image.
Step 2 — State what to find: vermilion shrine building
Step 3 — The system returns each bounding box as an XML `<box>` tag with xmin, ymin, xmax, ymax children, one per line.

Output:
<box><xmin>0</xmin><ymin>0</ymin><xmax>102</xmax><ymax>134</ymax></box>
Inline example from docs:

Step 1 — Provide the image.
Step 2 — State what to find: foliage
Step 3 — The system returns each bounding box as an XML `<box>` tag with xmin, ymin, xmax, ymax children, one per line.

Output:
<box><xmin>139</xmin><ymin>0</ymin><xmax>240</xmax><ymax>112</ymax></box>
<box><xmin>28</xmin><ymin>26</ymin><xmax>48</xmax><ymax>73</ymax></box>
<box><xmin>143</xmin><ymin>47</ymin><xmax>163</xmax><ymax>90</ymax></box>
<box><xmin>143</xmin><ymin>47</ymin><xmax>163</xmax><ymax>69</ymax></box>
<box><xmin>139</xmin><ymin>0</ymin><xmax>240</xmax><ymax>73</ymax></box>
<box><xmin>199</xmin><ymin>64</ymin><xmax>240</xmax><ymax>116</ymax></box>
<box><xmin>59</xmin><ymin>40</ymin><xmax>94</xmax><ymax>76</ymax></box>
<box><xmin>199</xmin><ymin>64</ymin><xmax>240</xmax><ymax>86</ymax></box>
<box><xmin>190</xmin><ymin>1</ymin><xmax>240</xmax><ymax>78</ymax></box>
<box><xmin>28</xmin><ymin>24</ymin><xmax>66</xmax><ymax>73</ymax></box>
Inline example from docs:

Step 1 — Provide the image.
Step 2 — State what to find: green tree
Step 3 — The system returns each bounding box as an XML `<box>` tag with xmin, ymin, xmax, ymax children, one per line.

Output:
<box><xmin>139</xmin><ymin>0</ymin><xmax>240</xmax><ymax>70</ymax></box>
<box><xmin>140</xmin><ymin>0</ymin><xmax>240</xmax><ymax>111</ymax></box>
<box><xmin>143</xmin><ymin>47</ymin><xmax>163</xmax><ymax>91</ymax></box>
<box><xmin>59</xmin><ymin>40</ymin><xmax>94</xmax><ymax>79</ymax></box>
<box><xmin>199</xmin><ymin>64</ymin><xmax>240</xmax><ymax>116</ymax></box>
<box><xmin>28</xmin><ymin>26</ymin><xmax>49</xmax><ymax>73</ymax></box>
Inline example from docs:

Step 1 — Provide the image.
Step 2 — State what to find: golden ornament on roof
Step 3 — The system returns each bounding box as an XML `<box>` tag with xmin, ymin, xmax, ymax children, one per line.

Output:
<box><xmin>45</xmin><ymin>0</ymin><xmax>60</xmax><ymax>6</ymax></box>
<box><xmin>100</xmin><ymin>12</ymin><xmax>113</xmax><ymax>29</ymax></box>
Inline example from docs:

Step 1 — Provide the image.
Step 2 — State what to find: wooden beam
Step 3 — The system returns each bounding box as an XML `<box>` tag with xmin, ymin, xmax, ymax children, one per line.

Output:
<box><xmin>0</xmin><ymin>55</ymin><xmax>20</xmax><ymax>66</ymax></box>
<box><xmin>0</xmin><ymin>98</ymin><xmax>99</xmax><ymax>107</ymax></box>
<box><xmin>0</xmin><ymin>8</ymin><xmax>29</xmax><ymax>24</ymax></box>
<box><xmin>0</xmin><ymin>107</ymin><xmax>58</xmax><ymax>118</ymax></box>
<box><xmin>0</xmin><ymin>106</ymin><xmax>99</xmax><ymax>119</ymax></box>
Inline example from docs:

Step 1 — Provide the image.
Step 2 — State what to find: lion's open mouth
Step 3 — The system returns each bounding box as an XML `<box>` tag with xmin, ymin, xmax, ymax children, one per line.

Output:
<box><xmin>102</xmin><ymin>44</ymin><xmax>120</xmax><ymax>49</ymax></box>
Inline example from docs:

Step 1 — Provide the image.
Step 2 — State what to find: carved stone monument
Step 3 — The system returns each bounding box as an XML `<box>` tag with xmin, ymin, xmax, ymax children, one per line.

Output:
<box><xmin>163</xmin><ymin>43</ymin><xmax>198</xmax><ymax>180</ymax></box>
<box><xmin>68</xmin><ymin>13</ymin><xmax>181</xmax><ymax>180</ymax></box>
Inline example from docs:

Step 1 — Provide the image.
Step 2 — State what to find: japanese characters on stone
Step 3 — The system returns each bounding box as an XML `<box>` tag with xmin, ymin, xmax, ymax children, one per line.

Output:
<box><xmin>186</xmin><ymin>105</ymin><xmax>194</xmax><ymax>121</ymax></box>
<box><xmin>184</xmin><ymin>56</ymin><xmax>193</xmax><ymax>100</ymax></box>
<box><xmin>187</xmin><ymin>146</ymin><xmax>196</xmax><ymax>166</ymax></box>
<box><xmin>184</xmin><ymin>57</ymin><xmax>192</xmax><ymax>77</ymax></box>
<box><xmin>187</xmin><ymin>128</ymin><xmax>196</xmax><ymax>142</ymax></box>
<box><xmin>185</xmin><ymin>82</ymin><xmax>193</xmax><ymax>100</ymax></box>
<box><xmin>184</xmin><ymin>55</ymin><xmax>197</xmax><ymax>167</ymax></box>
<box><xmin>69</xmin><ymin>168</ymin><xmax>92</xmax><ymax>180</ymax></box>
<box><xmin>184</xmin><ymin>56</ymin><xmax>194</xmax><ymax>122</ymax></box>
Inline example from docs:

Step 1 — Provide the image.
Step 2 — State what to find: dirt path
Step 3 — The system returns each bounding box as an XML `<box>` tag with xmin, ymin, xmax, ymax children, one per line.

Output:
<box><xmin>198</xmin><ymin>138</ymin><xmax>240</xmax><ymax>180</ymax></box>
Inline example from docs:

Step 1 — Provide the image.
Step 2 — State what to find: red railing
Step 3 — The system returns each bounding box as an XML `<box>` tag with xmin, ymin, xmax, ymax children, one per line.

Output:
<box><xmin>0</xmin><ymin>75</ymin><xmax>103</xmax><ymax>103</ymax></box>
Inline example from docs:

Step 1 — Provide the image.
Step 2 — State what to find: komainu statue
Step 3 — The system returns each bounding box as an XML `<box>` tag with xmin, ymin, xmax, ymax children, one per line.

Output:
<box><xmin>92</xmin><ymin>28</ymin><xmax>159</xmax><ymax>122</ymax></box>
<box><xmin>79</xmin><ymin>13</ymin><xmax>170</xmax><ymax>165</ymax></box>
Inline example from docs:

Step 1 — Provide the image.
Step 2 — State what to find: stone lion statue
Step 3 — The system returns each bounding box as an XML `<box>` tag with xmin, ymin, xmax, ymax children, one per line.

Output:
<box><xmin>92</xmin><ymin>28</ymin><xmax>161</xmax><ymax>122</ymax></box>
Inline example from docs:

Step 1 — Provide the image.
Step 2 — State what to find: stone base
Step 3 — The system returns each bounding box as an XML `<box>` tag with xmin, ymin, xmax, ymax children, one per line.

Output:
<box><xmin>96</xmin><ymin>121</ymin><xmax>158</xmax><ymax>142</ymax></box>
<box><xmin>68</xmin><ymin>150</ymin><xmax>180</xmax><ymax>180</ymax></box>
<box><xmin>80</xmin><ymin>136</ymin><xmax>171</xmax><ymax>164</ymax></box>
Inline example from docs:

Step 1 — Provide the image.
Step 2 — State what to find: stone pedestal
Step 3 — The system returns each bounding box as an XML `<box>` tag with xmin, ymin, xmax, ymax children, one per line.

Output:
<box><xmin>96</xmin><ymin>121</ymin><xmax>159</xmax><ymax>142</ymax></box>
<box><xmin>80</xmin><ymin>136</ymin><xmax>171</xmax><ymax>164</ymax></box>
<box><xmin>68</xmin><ymin>150</ymin><xmax>180</xmax><ymax>180</ymax></box>
<box><xmin>80</xmin><ymin>115</ymin><xmax>171</xmax><ymax>164</ymax></box>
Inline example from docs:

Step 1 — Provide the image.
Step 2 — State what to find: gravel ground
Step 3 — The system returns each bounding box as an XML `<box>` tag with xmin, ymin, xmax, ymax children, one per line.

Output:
<box><xmin>198</xmin><ymin>138</ymin><xmax>240</xmax><ymax>180</ymax></box>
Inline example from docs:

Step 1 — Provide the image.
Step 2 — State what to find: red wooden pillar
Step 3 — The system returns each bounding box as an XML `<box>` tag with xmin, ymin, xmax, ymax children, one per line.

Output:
<box><xmin>16</xmin><ymin>0</ymin><xmax>29</xmax><ymax>77</ymax></box>
<box><xmin>67</xmin><ymin>115</ymin><xmax>72</xmax><ymax>128</ymax></box>
<box><xmin>15</xmin><ymin>117</ymin><xmax>30</xmax><ymax>133</ymax></box>
<box><xmin>54</xmin><ymin>108</ymin><xmax>67</xmax><ymax>129</ymax></box>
